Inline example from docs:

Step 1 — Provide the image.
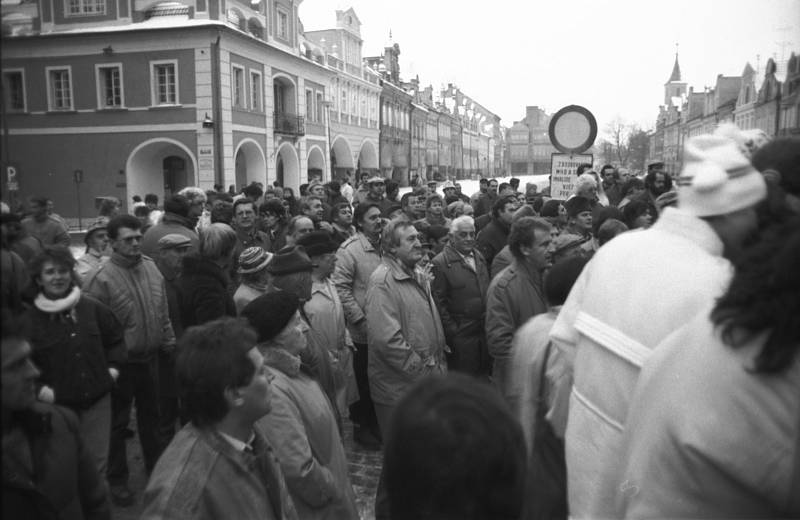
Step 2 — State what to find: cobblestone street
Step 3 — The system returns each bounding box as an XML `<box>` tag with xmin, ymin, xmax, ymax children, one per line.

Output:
<box><xmin>112</xmin><ymin>417</ymin><xmax>382</xmax><ymax>520</ymax></box>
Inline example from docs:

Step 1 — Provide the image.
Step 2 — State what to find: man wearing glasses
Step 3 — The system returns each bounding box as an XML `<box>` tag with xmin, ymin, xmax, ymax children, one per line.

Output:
<box><xmin>84</xmin><ymin>214</ymin><xmax>176</xmax><ymax>507</ymax></box>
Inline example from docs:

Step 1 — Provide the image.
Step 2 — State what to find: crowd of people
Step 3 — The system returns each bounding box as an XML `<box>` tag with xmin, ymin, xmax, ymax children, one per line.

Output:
<box><xmin>2</xmin><ymin>123</ymin><xmax>799</xmax><ymax>520</ymax></box>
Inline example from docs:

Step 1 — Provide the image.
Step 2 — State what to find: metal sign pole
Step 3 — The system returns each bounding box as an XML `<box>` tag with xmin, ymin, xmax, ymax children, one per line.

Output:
<box><xmin>74</xmin><ymin>170</ymin><xmax>83</xmax><ymax>231</ymax></box>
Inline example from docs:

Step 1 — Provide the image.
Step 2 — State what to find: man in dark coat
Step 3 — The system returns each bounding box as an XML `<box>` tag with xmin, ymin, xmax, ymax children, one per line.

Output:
<box><xmin>141</xmin><ymin>194</ymin><xmax>200</xmax><ymax>259</ymax></box>
<box><xmin>431</xmin><ymin>216</ymin><xmax>491</xmax><ymax>379</ymax></box>
<box><xmin>2</xmin><ymin>310</ymin><xmax>111</xmax><ymax>519</ymax></box>
<box><xmin>476</xmin><ymin>195</ymin><xmax>517</xmax><ymax>269</ymax></box>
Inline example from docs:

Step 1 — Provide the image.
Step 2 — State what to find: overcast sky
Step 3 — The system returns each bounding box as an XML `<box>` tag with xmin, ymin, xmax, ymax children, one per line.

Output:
<box><xmin>299</xmin><ymin>0</ymin><xmax>799</xmax><ymax>137</ymax></box>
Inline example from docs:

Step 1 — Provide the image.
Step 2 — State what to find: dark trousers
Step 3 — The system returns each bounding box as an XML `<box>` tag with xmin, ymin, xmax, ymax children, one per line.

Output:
<box><xmin>157</xmin><ymin>349</ymin><xmax>179</xmax><ymax>447</ymax></box>
<box><xmin>348</xmin><ymin>342</ymin><xmax>379</xmax><ymax>434</ymax></box>
<box><xmin>373</xmin><ymin>403</ymin><xmax>394</xmax><ymax>520</ymax></box>
<box><xmin>107</xmin><ymin>357</ymin><xmax>163</xmax><ymax>485</ymax></box>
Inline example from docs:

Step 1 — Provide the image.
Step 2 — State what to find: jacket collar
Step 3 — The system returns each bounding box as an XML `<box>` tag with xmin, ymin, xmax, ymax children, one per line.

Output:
<box><xmin>653</xmin><ymin>207</ymin><xmax>724</xmax><ymax>257</ymax></box>
<box><xmin>384</xmin><ymin>255</ymin><xmax>414</xmax><ymax>281</ymax></box>
<box><xmin>442</xmin><ymin>244</ymin><xmax>477</xmax><ymax>266</ymax></box>
<box><xmin>511</xmin><ymin>256</ymin><xmax>544</xmax><ymax>282</ymax></box>
<box><xmin>357</xmin><ymin>232</ymin><xmax>379</xmax><ymax>252</ymax></box>
<box><xmin>161</xmin><ymin>212</ymin><xmax>195</xmax><ymax>230</ymax></box>
<box><xmin>262</xmin><ymin>347</ymin><xmax>301</xmax><ymax>377</ymax></box>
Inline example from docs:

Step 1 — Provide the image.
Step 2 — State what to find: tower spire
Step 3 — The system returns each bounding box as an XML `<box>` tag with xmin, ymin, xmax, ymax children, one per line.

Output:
<box><xmin>668</xmin><ymin>43</ymin><xmax>681</xmax><ymax>83</ymax></box>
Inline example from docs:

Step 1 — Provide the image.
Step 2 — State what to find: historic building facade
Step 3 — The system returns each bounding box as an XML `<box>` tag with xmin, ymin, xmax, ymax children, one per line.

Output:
<box><xmin>1</xmin><ymin>0</ymin><xmax>338</xmax><ymax>218</ymax></box>
<box><xmin>505</xmin><ymin>105</ymin><xmax>557</xmax><ymax>176</ymax></box>
<box><xmin>648</xmin><ymin>51</ymin><xmax>799</xmax><ymax>173</ymax></box>
<box><xmin>304</xmin><ymin>7</ymin><xmax>380</xmax><ymax>181</ymax></box>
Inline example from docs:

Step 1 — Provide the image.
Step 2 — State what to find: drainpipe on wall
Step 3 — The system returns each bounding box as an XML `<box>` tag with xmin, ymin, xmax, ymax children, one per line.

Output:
<box><xmin>211</xmin><ymin>33</ymin><xmax>224</xmax><ymax>189</ymax></box>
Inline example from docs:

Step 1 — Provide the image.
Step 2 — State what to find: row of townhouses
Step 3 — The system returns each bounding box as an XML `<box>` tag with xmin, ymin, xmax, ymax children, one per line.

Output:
<box><xmin>0</xmin><ymin>0</ymin><xmax>503</xmax><ymax>219</ymax></box>
<box><xmin>648</xmin><ymin>51</ymin><xmax>800</xmax><ymax>175</ymax></box>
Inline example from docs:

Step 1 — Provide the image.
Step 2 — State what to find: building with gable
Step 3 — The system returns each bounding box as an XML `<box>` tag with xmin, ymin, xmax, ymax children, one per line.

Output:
<box><xmin>647</xmin><ymin>50</ymin><xmax>799</xmax><ymax>173</ymax></box>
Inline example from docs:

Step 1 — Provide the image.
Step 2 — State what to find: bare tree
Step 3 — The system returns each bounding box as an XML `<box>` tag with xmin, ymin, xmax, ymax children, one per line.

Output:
<box><xmin>597</xmin><ymin>117</ymin><xmax>650</xmax><ymax>170</ymax></box>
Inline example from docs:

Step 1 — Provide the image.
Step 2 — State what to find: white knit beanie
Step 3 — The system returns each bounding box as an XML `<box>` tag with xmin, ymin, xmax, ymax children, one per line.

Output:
<box><xmin>676</xmin><ymin>133</ymin><xmax>766</xmax><ymax>217</ymax></box>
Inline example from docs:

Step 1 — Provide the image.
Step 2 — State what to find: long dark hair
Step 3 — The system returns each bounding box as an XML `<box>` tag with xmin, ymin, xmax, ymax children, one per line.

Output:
<box><xmin>711</xmin><ymin>218</ymin><xmax>800</xmax><ymax>373</ymax></box>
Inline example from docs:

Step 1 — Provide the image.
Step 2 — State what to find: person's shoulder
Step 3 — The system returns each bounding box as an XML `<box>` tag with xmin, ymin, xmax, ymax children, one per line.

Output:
<box><xmin>339</xmin><ymin>234</ymin><xmax>360</xmax><ymax>249</ymax></box>
<box><xmin>490</xmin><ymin>264</ymin><xmax>516</xmax><ymax>290</ymax></box>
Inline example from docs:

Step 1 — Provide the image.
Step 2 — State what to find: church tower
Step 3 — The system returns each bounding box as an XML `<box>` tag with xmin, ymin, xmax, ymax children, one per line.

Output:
<box><xmin>664</xmin><ymin>49</ymin><xmax>687</xmax><ymax>106</ymax></box>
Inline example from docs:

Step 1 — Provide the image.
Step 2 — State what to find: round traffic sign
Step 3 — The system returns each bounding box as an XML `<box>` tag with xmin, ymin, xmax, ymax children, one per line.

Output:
<box><xmin>548</xmin><ymin>105</ymin><xmax>597</xmax><ymax>154</ymax></box>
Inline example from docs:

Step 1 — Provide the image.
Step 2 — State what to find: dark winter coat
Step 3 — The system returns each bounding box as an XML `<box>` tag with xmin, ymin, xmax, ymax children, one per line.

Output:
<box><xmin>176</xmin><ymin>254</ymin><xmax>236</xmax><ymax>329</ymax></box>
<box><xmin>27</xmin><ymin>293</ymin><xmax>126</xmax><ymax>410</ymax></box>
<box><xmin>2</xmin><ymin>403</ymin><xmax>111</xmax><ymax>520</ymax></box>
<box><xmin>476</xmin><ymin>217</ymin><xmax>510</xmax><ymax>268</ymax></box>
<box><xmin>431</xmin><ymin>245</ymin><xmax>491</xmax><ymax>376</ymax></box>
<box><xmin>141</xmin><ymin>213</ymin><xmax>199</xmax><ymax>260</ymax></box>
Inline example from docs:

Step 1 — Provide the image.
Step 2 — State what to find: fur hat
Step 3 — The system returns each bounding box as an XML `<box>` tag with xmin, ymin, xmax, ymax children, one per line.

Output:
<box><xmin>563</xmin><ymin>196</ymin><xmax>592</xmax><ymax>217</ymax></box>
<box><xmin>296</xmin><ymin>231</ymin><xmax>338</xmax><ymax>258</ymax></box>
<box><xmin>267</xmin><ymin>245</ymin><xmax>312</xmax><ymax>275</ymax></box>
<box><xmin>677</xmin><ymin>133</ymin><xmax>767</xmax><ymax>217</ymax></box>
<box><xmin>237</xmin><ymin>246</ymin><xmax>272</xmax><ymax>274</ymax></box>
<box><xmin>241</xmin><ymin>291</ymin><xmax>299</xmax><ymax>343</ymax></box>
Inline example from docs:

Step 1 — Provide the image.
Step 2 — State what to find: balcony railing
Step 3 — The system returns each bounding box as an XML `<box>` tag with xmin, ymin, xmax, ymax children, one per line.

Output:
<box><xmin>274</xmin><ymin>112</ymin><xmax>304</xmax><ymax>136</ymax></box>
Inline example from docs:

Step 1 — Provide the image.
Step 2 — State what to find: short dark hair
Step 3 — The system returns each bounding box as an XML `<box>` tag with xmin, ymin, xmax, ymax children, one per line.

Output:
<box><xmin>426</xmin><ymin>194</ymin><xmax>444</xmax><ymax>209</ymax></box>
<box><xmin>177</xmin><ymin>317</ymin><xmax>259</xmax><ymax>428</ymax></box>
<box><xmin>260</xmin><ymin>199</ymin><xmax>286</xmax><ymax>219</ymax></box>
<box><xmin>400</xmin><ymin>192</ymin><xmax>415</xmax><ymax>208</ymax></box>
<box><xmin>600</xmin><ymin>164</ymin><xmax>616</xmax><ymax>174</ymax></box>
<box><xmin>479</xmin><ymin>178</ymin><xmax>489</xmax><ymax>186</ymax></box>
<box><xmin>133</xmin><ymin>206</ymin><xmax>151</xmax><ymax>218</ymax></box>
<box><xmin>576</xmin><ymin>163</ymin><xmax>594</xmax><ymax>175</ymax></box>
<box><xmin>508</xmin><ymin>217</ymin><xmax>551</xmax><ymax>260</ymax></box>
<box><xmin>491</xmin><ymin>195</ymin><xmax>517</xmax><ymax>218</ymax></box>
<box><xmin>751</xmin><ymin>137</ymin><xmax>800</xmax><ymax>196</ymax></box>
<box><xmin>545</xmin><ymin>256</ymin><xmax>588</xmax><ymax>306</ymax></box>
<box><xmin>620</xmin><ymin>178</ymin><xmax>644</xmax><ymax>198</ymax></box>
<box><xmin>645</xmin><ymin>170</ymin><xmax>672</xmax><ymax>192</ymax></box>
<box><xmin>330</xmin><ymin>202</ymin><xmax>351</xmax><ymax>222</ymax></box>
<box><xmin>233</xmin><ymin>198</ymin><xmax>255</xmax><ymax>215</ymax></box>
<box><xmin>29</xmin><ymin>246</ymin><xmax>78</xmax><ymax>288</ymax></box>
<box><xmin>385</xmin><ymin>180</ymin><xmax>399</xmax><ymax>197</ymax></box>
<box><xmin>144</xmin><ymin>193</ymin><xmax>159</xmax><ymax>205</ymax></box>
<box><xmin>210</xmin><ymin>201</ymin><xmax>233</xmax><ymax>225</ymax></box>
<box><xmin>28</xmin><ymin>196</ymin><xmax>48</xmax><ymax>207</ymax></box>
<box><xmin>164</xmin><ymin>194</ymin><xmax>191</xmax><ymax>218</ymax></box>
<box><xmin>385</xmin><ymin>374</ymin><xmax>526</xmax><ymax>520</ymax></box>
<box><xmin>498</xmin><ymin>182</ymin><xmax>511</xmax><ymax>193</ymax></box>
<box><xmin>622</xmin><ymin>200</ymin><xmax>651</xmax><ymax>229</ymax></box>
<box><xmin>353</xmin><ymin>202</ymin><xmax>380</xmax><ymax>231</ymax></box>
<box><xmin>242</xmin><ymin>183</ymin><xmax>264</xmax><ymax>200</ymax></box>
<box><xmin>107</xmin><ymin>214</ymin><xmax>141</xmax><ymax>240</ymax></box>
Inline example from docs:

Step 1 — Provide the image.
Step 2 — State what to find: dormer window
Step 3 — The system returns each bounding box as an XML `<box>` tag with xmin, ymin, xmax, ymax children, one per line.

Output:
<box><xmin>277</xmin><ymin>8</ymin><xmax>288</xmax><ymax>40</ymax></box>
<box><xmin>66</xmin><ymin>0</ymin><xmax>106</xmax><ymax>16</ymax></box>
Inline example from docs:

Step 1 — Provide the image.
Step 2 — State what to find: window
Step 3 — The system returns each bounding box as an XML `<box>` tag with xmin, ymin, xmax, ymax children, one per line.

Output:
<box><xmin>316</xmin><ymin>92</ymin><xmax>323</xmax><ymax>122</ymax></box>
<box><xmin>341</xmin><ymin>87</ymin><xmax>347</xmax><ymax>114</ymax></box>
<box><xmin>232</xmin><ymin>65</ymin><xmax>245</xmax><ymax>108</ymax></box>
<box><xmin>250</xmin><ymin>71</ymin><xmax>262</xmax><ymax>111</ymax></box>
<box><xmin>67</xmin><ymin>0</ymin><xmax>105</xmax><ymax>16</ymax></box>
<box><xmin>305</xmin><ymin>88</ymin><xmax>313</xmax><ymax>120</ymax></box>
<box><xmin>46</xmin><ymin>66</ymin><xmax>73</xmax><ymax>111</ymax></box>
<box><xmin>277</xmin><ymin>8</ymin><xmax>288</xmax><ymax>40</ymax></box>
<box><xmin>95</xmin><ymin>64</ymin><xmax>123</xmax><ymax>108</ymax></box>
<box><xmin>151</xmin><ymin>61</ymin><xmax>177</xmax><ymax>105</ymax></box>
<box><xmin>2</xmin><ymin>70</ymin><xmax>26</xmax><ymax>112</ymax></box>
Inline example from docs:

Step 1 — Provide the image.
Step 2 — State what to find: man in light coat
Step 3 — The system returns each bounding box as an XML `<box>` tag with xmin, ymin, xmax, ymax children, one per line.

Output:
<box><xmin>548</xmin><ymin>130</ymin><xmax>768</xmax><ymax>518</ymax></box>
<box><xmin>330</xmin><ymin>202</ymin><xmax>383</xmax><ymax>449</ymax></box>
<box><xmin>366</xmin><ymin>218</ymin><xmax>448</xmax><ymax>520</ymax></box>
<box><xmin>84</xmin><ymin>214</ymin><xmax>176</xmax><ymax>506</ymax></box>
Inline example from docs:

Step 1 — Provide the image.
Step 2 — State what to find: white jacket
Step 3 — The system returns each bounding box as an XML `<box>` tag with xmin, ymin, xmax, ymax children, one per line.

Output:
<box><xmin>548</xmin><ymin>207</ymin><xmax>732</xmax><ymax>518</ymax></box>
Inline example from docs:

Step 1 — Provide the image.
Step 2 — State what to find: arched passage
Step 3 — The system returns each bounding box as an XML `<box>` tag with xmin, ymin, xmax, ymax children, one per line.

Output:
<box><xmin>234</xmin><ymin>139</ymin><xmax>266</xmax><ymax>191</ymax></box>
<box><xmin>358</xmin><ymin>138</ymin><xmax>379</xmax><ymax>173</ymax></box>
<box><xmin>307</xmin><ymin>145</ymin><xmax>326</xmax><ymax>183</ymax></box>
<box><xmin>276</xmin><ymin>142</ymin><xmax>300</xmax><ymax>190</ymax></box>
<box><xmin>330</xmin><ymin>135</ymin><xmax>354</xmax><ymax>180</ymax></box>
<box><xmin>125</xmin><ymin>138</ymin><xmax>197</xmax><ymax>212</ymax></box>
